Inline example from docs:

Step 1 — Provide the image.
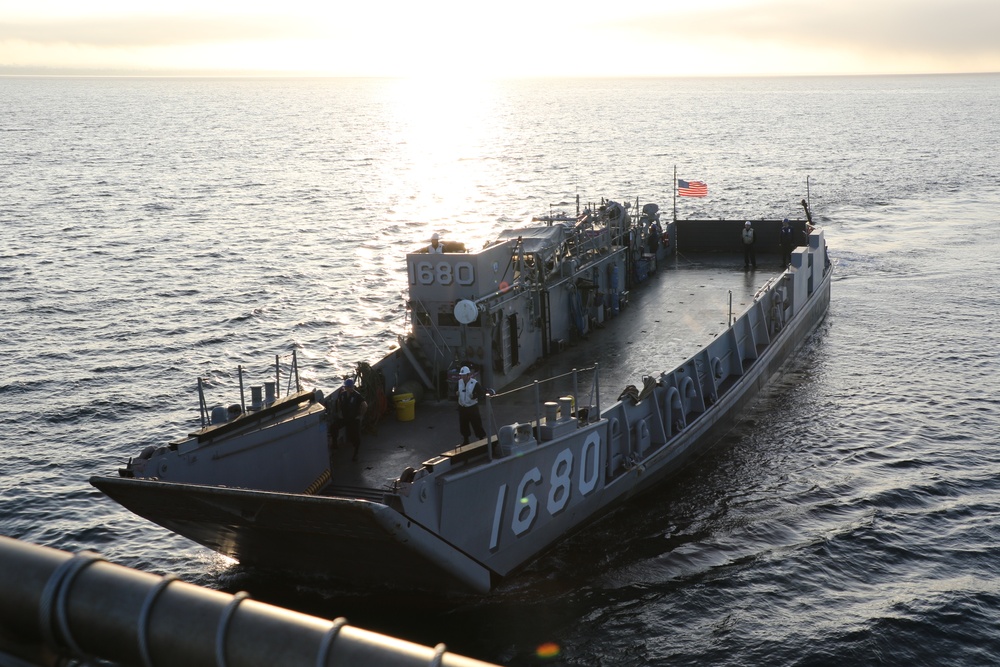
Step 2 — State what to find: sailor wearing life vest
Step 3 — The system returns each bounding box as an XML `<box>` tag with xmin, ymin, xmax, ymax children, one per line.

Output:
<box><xmin>742</xmin><ymin>221</ymin><xmax>757</xmax><ymax>270</ymax></box>
<box><xmin>428</xmin><ymin>233</ymin><xmax>443</xmax><ymax>254</ymax></box>
<box><xmin>457</xmin><ymin>366</ymin><xmax>493</xmax><ymax>446</ymax></box>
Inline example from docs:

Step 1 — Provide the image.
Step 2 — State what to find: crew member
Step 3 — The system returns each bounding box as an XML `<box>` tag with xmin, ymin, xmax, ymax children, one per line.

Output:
<box><xmin>428</xmin><ymin>233</ymin><xmax>444</xmax><ymax>254</ymax></box>
<box><xmin>329</xmin><ymin>377</ymin><xmax>367</xmax><ymax>463</ymax></box>
<box><xmin>742</xmin><ymin>221</ymin><xmax>757</xmax><ymax>269</ymax></box>
<box><xmin>779</xmin><ymin>218</ymin><xmax>795</xmax><ymax>268</ymax></box>
<box><xmin>457</xmin><ymin>366</ymin><xmax>493</xmax><ymax>446</ymax></box>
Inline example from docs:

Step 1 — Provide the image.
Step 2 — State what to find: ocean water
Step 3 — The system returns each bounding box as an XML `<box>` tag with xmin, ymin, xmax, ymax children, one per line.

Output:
<box><xmin>2</xmin><ymin>73</ymin><xmax>1000</xmax><ymax>666</ymax></box>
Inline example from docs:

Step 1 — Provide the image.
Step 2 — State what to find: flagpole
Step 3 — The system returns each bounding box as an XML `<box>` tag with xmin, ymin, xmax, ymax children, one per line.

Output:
<box><xmin>672</xmin><ymin>165</ymin><xmax>677</xmax><ymax>222</ymax></box>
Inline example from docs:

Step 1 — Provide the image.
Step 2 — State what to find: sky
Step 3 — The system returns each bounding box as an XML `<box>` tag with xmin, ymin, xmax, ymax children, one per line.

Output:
<box><xmin>1</xmin><ymin>0</ymin><xmax>998</xmax><ymax>77</ymax></box>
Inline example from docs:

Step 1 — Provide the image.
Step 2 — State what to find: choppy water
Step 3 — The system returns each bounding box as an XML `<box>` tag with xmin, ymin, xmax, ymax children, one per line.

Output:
<box><xmin>2</xmin><ymin>74</ymin><xmax>1000</xmax><ymax>666</ymax></box>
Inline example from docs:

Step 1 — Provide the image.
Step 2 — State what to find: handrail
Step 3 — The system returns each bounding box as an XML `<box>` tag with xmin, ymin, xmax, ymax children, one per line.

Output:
<box><xmin>0</xmin><ymin>536</ymin><xmax>498</xmax><ymax>667</ymax></box>
<box><xmin>491</xmin><ymin>363</ymin><xmax>600</xmax><ymax>399</ymax></box>
<box><xmin>483</xmin><ymin>365</ymin><xmax>601</xmax><ymax>456</ymax></box>
<box><xmin>193</xmin><ymin>389</ymin><xmax>318</xmax><ymax>444</ymax></box>
<box><xmin>199</xmin><ymin>352</ymin><xmax>303</xmax><ymax>429</ymax></box>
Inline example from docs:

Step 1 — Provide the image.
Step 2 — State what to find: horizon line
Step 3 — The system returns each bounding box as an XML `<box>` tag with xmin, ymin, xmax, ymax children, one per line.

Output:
<box><xmin>2</xmin><ymin>69</ymin><xmax>998</xmax><ymax>80</ymax></box>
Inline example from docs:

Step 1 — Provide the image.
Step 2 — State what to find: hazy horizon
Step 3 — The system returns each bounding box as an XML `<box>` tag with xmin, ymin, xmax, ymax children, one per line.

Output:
<box><xmin>2</xmin><ymin>69</ymin><xmax>998</xmax><ymax>80</ymax></box>
<box><xmin>3</xmin><ymin>0</ymin><xmax>999</xmax><ymax>79</ymax></box>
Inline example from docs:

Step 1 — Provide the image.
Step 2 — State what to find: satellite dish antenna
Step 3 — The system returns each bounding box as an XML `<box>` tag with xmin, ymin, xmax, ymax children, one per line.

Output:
<box><xmin>453</xmin><ymin>299</ymin><xmax>478</xmax><ymax>325</ymax></box>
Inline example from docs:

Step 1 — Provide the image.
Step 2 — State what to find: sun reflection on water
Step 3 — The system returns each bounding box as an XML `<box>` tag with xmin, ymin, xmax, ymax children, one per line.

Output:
<box><xmin>381</xmin><ymin>77</ymin><xmax>505</xmax><ymax>245</ymax></box>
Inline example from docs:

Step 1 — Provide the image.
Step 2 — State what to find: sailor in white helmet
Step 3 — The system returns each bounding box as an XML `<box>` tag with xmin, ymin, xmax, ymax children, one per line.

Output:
<box><xmin>457</xmin><ymin>366</ymin><xmax>494</xmax><ymax>446</ymax></box>
<box><xmin>428</xmin><ymin>233</ymin><xmax>443</xmax><ymax>254</ymax></box>
<box><xmin>741</xmin><ymin>221</ymin><xmax>757</xmax><ymax>270</ymax></box>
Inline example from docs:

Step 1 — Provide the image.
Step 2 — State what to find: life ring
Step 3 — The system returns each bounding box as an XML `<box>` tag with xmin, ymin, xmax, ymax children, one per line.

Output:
<box><xmin>499</xmin><ymin>281</ymin><xmax>510</xmax><ymax>293</ymax></box>
<box><xmin>711</xmin><ymin>356</ymin><xmax>723</xmax><ymax>380</ymax></box>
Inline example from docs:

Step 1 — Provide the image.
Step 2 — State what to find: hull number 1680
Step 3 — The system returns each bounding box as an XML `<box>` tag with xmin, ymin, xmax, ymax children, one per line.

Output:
<box><xmin>410</xmin><ymin>260</ymin><xmax>475</xmax><ymax>287</ymax></box>
<box><xmin>489</xmin><ymin>432</ymin><xmax>602</xmax><ymax>551</ymax></box>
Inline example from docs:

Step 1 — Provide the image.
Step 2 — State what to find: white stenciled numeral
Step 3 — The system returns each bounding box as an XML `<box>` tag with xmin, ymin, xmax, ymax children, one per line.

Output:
<box><xmin>455</xmin><ymin>261</ymin><xmax>475</xmax><ymax>286</ymax></box>
<box><xmin>547</xmin><ymin>449</ymin><xmax>573</xmax><ymax>515</ymax></box>
<box><xmin>490</xmin><ymin>484</ymin><xmax>507</xmax><ymax>551</ymax></box>
<box><xmin>436</xmin><ymin>262</ymin><xmax>453</xmax><ymax>285</ymax></box>
<box><xmin>579</xmin><ymin>432</ymin><xmax>600</xmax><ymax>495</ymax></box>
<box><xmin>512</xmin><ymin>468</ymin><xmax>541</xmax><ymax>536</ymax></box>
<box><xmin>416</xmin><ymin>261</ymin><xmax>434</xmax><ymax>284</ymax></box>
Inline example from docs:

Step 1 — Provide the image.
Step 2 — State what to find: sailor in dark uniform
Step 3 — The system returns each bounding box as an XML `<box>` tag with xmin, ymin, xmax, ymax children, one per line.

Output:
<box><xmin>328</xmin><ymin>377</ymin><xmax>368</xmax><ymax>464</ymax></box>
<box><xmin>779</xmin><ymin>218</ymin><xmax>795</xmax><ymax>268</ymax></box>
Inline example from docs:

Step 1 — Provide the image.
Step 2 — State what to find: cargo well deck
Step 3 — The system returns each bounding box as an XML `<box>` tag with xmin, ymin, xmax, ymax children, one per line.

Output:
<box><xmin>326</xmin><ymin>253</ymin><xmax>780</xmax><ymax>495</ymax></box>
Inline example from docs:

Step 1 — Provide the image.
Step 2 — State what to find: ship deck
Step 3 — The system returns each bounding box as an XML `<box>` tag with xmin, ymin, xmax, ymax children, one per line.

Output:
<box><xmin>325</xmin><ymin>252</ymin><xmax>781</xmax><ymax>495</ymax></box>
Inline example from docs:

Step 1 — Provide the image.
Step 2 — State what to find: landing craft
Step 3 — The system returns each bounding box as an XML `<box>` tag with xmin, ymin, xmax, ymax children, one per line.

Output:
<box><xmin>92</xmin><ymin>195</ymin><xmax>831</xmax><ymax>593</ymax></box>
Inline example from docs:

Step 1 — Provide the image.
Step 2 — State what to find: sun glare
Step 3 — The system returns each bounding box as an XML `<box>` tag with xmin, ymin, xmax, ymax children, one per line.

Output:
<box><xmin>3</xmin><ymin>1</ymin><xmax>995</xmax><ymax>77</ymax></box>
<box><xmin>380</xmin><ymin>78</ymin><xmax>504</xmax><ymax>237</ymax></box>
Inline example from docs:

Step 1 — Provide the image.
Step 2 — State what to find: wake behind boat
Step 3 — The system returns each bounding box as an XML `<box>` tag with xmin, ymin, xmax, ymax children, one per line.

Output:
<box><xmin>91</xmin><ymin>195</ymin><xmax>832</xmax><ymax>593</ymax></box>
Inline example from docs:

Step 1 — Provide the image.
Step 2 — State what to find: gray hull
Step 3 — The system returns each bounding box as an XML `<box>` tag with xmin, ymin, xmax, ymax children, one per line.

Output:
<box><xmin>90</xmin><ymin>477</ymin><xmax>495</xmax><ymax>591</ymax></box>
<box><xmin>93</xmin><ymin>214</ymin><xmax>832</xmax><ymax>593</ymax></box>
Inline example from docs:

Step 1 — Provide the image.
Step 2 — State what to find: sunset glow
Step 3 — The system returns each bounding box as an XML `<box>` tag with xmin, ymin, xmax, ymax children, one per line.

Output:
<box><xmin>2</xmin><ymin>0</ymin><xmax>998</xmax><ymax>77</ymax></box>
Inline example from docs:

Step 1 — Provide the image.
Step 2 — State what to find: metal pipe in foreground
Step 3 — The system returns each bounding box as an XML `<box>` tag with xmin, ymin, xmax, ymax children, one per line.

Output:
<box><xmin>0</xmin><ymin>536</ymin><xmax>497</xmax><ymax>667</ymax></box>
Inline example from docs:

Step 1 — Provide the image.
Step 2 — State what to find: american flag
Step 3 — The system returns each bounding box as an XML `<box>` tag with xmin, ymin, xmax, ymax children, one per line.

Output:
<box><xmin>677</xmin><ymin>179</ymin><xmax>708</xmax><ymax>197</ymax></box>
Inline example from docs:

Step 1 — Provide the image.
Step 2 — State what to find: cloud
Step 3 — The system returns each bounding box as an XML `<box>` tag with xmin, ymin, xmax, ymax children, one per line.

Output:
<box><xmin>618</xmin><ymin>0</ymin><xmax>1000</xmax><ymax>60</ymax></box>
<box><xmin>0</xmin><ymin>14</ymin><xmax>317</xmax><ymax>48</ymax></box>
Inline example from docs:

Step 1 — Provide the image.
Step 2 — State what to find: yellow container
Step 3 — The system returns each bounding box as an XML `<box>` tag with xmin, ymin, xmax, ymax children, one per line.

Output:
<box><xmin>392</xmin><ymin>393</ymin><xmax>415</xmax><ymax>421</ymax></box>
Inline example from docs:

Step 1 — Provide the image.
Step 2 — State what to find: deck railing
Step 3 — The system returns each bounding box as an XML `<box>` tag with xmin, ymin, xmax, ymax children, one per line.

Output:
<box><xmin>482</xmin><ymin>364</ymin><xmax>601</xmax><ymax>461</ymax></box>
<box><xmin>0</xmin><ymin>536</ymin><xmax>498</xmax><ymax>667</ymax></box>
